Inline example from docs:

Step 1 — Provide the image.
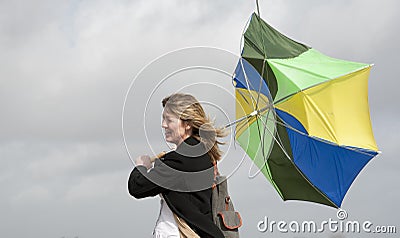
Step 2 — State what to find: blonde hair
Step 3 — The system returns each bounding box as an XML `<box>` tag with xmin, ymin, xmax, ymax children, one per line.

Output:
<box><xmin>162</xmin><ymin>93</ymin><xmax>227</xmax><ymax>163</ymax></box>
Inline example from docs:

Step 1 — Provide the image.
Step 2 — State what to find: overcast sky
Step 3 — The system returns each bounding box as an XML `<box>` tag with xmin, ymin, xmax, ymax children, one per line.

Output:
<box><xmin>1</xmin><ymin>0</ymin><xmax>399</xmax><ymax>237</ymax></box>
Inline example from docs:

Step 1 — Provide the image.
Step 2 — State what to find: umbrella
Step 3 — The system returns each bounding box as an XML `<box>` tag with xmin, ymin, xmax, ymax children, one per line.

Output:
<box><xmin>232</xmin><ymin>13</ymin><xmax>379</xmax><ymax>208</ymax></box>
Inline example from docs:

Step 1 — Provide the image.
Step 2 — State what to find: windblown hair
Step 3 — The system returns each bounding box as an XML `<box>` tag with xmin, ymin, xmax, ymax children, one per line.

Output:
<box><xmin>162</xmin><ymin>93</ymin><xmax>227</xmax><ymax>163</ymax></box>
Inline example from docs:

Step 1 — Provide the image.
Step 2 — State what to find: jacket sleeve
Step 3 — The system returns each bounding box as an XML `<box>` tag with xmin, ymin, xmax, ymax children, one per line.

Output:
<box><xmin>127</xmin><ymin>165</ymin><xmax>167</xmax><ymax>199</ymax></box>
<box><xmin>128</xmin><ymin>153</ymin><xmax>190</xmax><ymax>198</ymax></box>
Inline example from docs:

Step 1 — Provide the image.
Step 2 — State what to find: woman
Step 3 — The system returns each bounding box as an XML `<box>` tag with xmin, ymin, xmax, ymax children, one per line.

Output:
<box><xmin>128</xmin><ymin>93</ymin><xmax>226</xmax><ymax>238</ymax></box>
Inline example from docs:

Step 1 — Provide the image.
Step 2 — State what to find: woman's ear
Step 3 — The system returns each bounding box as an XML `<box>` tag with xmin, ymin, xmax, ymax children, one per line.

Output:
<box><xmin>183</xmin><ymin>121</ymin><xmax>192</xmax><ymax>132</ymax></box>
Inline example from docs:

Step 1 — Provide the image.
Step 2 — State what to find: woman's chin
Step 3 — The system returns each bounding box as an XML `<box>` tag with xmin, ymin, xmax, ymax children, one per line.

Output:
<box><xmin>164</xmin><ymin>137</ymin><xmax>174</xmax><ymax>144</ymax></box>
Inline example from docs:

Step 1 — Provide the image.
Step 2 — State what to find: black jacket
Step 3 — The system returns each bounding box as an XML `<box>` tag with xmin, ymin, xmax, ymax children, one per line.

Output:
<box><xmin>128</xmin><ymin>137</ymin><xmax>224</xmax><ymax>238</ymax></box>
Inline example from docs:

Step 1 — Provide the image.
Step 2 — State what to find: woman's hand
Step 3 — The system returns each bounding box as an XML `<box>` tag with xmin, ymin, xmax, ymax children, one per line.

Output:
<box><xmin>135</xmin><ymin>155</ymin><xmax>152</xmax><ymax>169</ymax></box>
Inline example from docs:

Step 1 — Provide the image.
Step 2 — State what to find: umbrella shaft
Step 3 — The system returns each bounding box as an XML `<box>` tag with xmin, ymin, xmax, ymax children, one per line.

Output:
<box><xmin>224</xmin><ymin>106</ymin><xmax>270</xmax><ymax>128</ymax></box>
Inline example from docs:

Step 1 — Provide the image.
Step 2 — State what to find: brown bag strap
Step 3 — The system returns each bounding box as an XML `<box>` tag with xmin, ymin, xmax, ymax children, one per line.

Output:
<box><xmin>213</xmin><ymin>161</ymin><xmax>219</xmax><ymax>177</ymax></box>
<box><xmin>173</xmin><ymin>213</ymin><xmax>200</xmax><ymax>238</ymax></box>
<box><xmin>212</xmin><ymin>161</ymin><xmax>219</xmax><ymax>189</ymax></box>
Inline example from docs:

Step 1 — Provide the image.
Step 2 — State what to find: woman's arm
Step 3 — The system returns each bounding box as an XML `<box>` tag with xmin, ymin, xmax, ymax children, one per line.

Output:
<box><xmin>127</xmin><ymin>152</ymin><xmax>188</xmax><ymax>198</ymax></box>
<box><xmin>127</xmin><ymin>166</ymin><xmax>166</xmax><ymax>198</ymax></box>
<box><xmin>127</xmin><ymin>155</ymin><xmax>166</xmax><ymax>198</ymax></box>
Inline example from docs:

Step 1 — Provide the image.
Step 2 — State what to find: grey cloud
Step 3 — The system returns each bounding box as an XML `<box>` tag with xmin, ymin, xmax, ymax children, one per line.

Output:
<box><xmin>1</xmin><ymin>0</ymin><xmax>399</xmax><ymax>237</ymax></box>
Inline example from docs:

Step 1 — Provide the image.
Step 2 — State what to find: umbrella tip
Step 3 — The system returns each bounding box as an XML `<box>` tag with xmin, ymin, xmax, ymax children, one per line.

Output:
<box><xmin>255</xmin><ymin>0</ymin><xmax>261</xmax><ymax>17</ymax></box>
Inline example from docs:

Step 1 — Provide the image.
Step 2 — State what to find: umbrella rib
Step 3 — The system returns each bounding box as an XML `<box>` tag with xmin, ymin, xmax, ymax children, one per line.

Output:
<box><xmin>274</xmin><ymin>64</ymin><xmax>372</xmax><ymax>104</ymax></box>
<box><xmin>255</xmin><ymin>58</ymin><xmax>267</xmax><ymax>111</ymax></box>
<box><xmin>253</xmin><ymin>113</ymin><xmax>267</xmax><ymax>175</ymax></box>
<box><xmin>254</xmin><ymin>112</ymin><xmax>339</xmax><ymax>207</ymax></box>
<box><xmin>233</xmin><ymin>114</ymin><xmax>255</xmax><ymax>135</ymax></box>
<box><xmin>247</xmin><ymin>107</ymin><xmax>276</xmax><ymax>179</ymax></box>
<box><xmin>254</xmin><ymin>8</ymin><xmax>268</xmax><ymax>110</ymax></box>
<box><xmin>239</xmin><ymin>58</ymin><xmax>260</xmax><ymax>111</ymax></box>
<box><xmin>243</xmin><ymin>36</ymin><xmax>266</xmax><ymax>58</ymax></box>
<box><xmin>239</xmin><ymin>59</ymin><xmax>256</xmax><ymax>109</ymax></box>
<box><xmin>231</xmin><ymin>105</ymin><xmax>353</xmax><ymax>207</ymax></box>
<box><xmin>239</xmin><ymin>15</ymin><xmax>272</xmax><ymax>113</ymax></box>
<box><xmin>257</xmin><ymin>112</ymin><xmax>292</xmax><ymax>160</ymax></box>
<box><xmin>263</xmin><ymin>112</ymin><xmax>378</xmax><ymax>157</ymax></box>
<box><xmin>237</xmin><ymin>58</ymin><xmax>272</xmax><ymax>110</ymax></box>
<box><xmin>237</xmin><ymin>87</ymin><xmax>251</xmax><ymax>105</ymax></box>
<box><xmin>239</xmin><ymin>15</ymin><xmax>252</xmax><ymax>53</ymax></box>
<box><xmin>237</xmin><ymin>104</ymin><xmax>379</xmax><ymax>157</ymax></box>
<box><xmin>225</xmin><ymin>104</ymin><xmax>271</xmax><ymax>129</ymax></box>
<box><xmin>247</xmin><ymin>112</ymin><xmax>291</xmax><ymax>179</ymax></box>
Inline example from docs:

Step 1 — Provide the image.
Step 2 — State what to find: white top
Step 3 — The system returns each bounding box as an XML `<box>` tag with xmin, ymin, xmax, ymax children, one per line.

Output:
<box><xmin>152</xmin><ymin>194</ymin><xmax>179</xmax><ymax>238</ymax></box>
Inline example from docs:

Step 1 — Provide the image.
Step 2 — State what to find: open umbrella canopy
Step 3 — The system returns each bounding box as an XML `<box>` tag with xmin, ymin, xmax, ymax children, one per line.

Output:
<box><xmin>233</xmin><ymin>13</ymin><xmax>379</xmax><ymax>208</ymax></box>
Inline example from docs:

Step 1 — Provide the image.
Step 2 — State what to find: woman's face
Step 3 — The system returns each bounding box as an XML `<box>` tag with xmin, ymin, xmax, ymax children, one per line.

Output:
<box><xmin>162</xmin><ymin>110</ymin><xmax>191</xmax><ymax>146</ymax></box>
